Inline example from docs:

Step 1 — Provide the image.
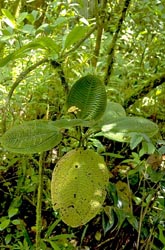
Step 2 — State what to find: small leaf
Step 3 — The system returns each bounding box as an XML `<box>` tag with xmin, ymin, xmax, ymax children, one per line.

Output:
<box><xmin>21</xmin><ymin>24</ymin><xmax>36</xmax><ymax>34</ymax></box>
<box><xmin>64</xmin><ymin>25</ymin><xmax>88</xmax><ymax>49</ymax></box>
<box><xmin>146</xmin><ymin>142</ymin><xmax>156</xmax><ymax>154</ymax></box>
<box><xmin>5</xmin><ymin>234</ymin><xmax>12</xmax><ymax>244</ymax></box>
<box><xmin>45</xmin><ymin>240</ymin><xmax>60</xmax><ymax>250</ymax></box>
<box><xmin>140</xmin><ymin>141</ymin><xmax>155</xmax><ymax>155</ymax></box>
<box><xmin>16</xmin><ymin>12</ymin><xmax>28</xmax><ymax>23</ymax></box>
<box><xmin>0</xmin><ymin>219</ymin><xmax>10</xmax><ymax>231</ymax></box>
<box><xmin>95</xmin><ymin>231</ymin><xmax>102</xmax><ymax>241</ymax></box>
<box><xmin>130</xmin><ymin>133</ymin><xmax>143</xmax><ymax>150</ymax></box>
<box><xmin>8</xmin><ymin>207</ymin><xmax>18</xmax><ymax>218</ymax></box>
<box><xmin>103</xmin><ymin>206</ymin><xmax>115</xmax><ymax>234</ymax></box>
<box><xmin>1</xmin><ymin>120</ymin><xmax>62</xmax><ymax>154</ymax></box>
<box><xmin>113</xmin><ymin>181</ymin><xmax>133</xmax><ymax>228</ymax></box>
<box><xmin>2</xmin><ymin>9</ymin><xmax>16</xmax><ymax>28</ymax></box>
<box><xmin>116</xmin><ymin>181</ymin><xmax>132</xmax><ymax>213</ymax></box>
<box><xmin>102</xmin><ymin>152</ymin><xmax>124</xmax><ymax>158</ymax></box>
<box><xmin>127</xmin><ymin>216</ymin><xmax>138</xmax><ymax>230</ymax></box>
<box><xmin>12</xmin><ymin>219</ymin><xmax>20</xmax><ymax>225</ymax></box>
<box><xmin>49</xmin><ymin>234</ymin><xmax>74</xmax><ymax>240</ymax></box>
<box><xmin>89</xmin><ymin>138</ymin><xmax>105</xmax><ymax>153</ymax></box>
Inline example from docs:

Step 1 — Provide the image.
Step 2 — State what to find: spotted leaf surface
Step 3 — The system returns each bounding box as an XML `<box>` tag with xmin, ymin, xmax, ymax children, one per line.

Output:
<box><xmin>51</xmin><ymin>148</ymin><xmax>109</xmax><ymax>227</ymax></box>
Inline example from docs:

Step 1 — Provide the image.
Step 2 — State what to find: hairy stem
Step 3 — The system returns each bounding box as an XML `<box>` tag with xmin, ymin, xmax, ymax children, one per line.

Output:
<box><xmin>36</xmin><ymin>153</ymin><xmax>45</xmax><ymax>250</ymax></box>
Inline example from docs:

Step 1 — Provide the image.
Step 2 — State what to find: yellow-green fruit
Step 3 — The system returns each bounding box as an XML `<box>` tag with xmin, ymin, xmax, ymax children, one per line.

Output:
<box><xmin>51</xmin><ymin>148</ymin><xmax>109</xmax><ymax>227</ymax></box>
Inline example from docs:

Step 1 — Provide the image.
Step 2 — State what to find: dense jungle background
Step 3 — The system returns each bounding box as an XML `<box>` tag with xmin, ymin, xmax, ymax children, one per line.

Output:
<box><xmin>0</xmin><ymin>0</ymin><xmax>165</xmax><ymax>249</ymax></box>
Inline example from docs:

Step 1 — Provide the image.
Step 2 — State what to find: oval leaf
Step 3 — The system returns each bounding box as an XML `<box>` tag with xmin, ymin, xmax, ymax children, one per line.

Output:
<box><xmin>51</xmin><ymin>148</ymin><xmax>109</xmax><ymax>227</ymax></box>
<box><xmin>64</xmin><ymin>25</ymin><xmax>88</xmax><ymax>49</ymax></box>
<box><xmin>96</xmin><ymin>116</ymin><xmax>158</xmax><ymax>142</ymax></box>
<box><xmin>1</xmin><ymin>120</ymin><xmax>62</xmax><ymax>154</ymax></box>
<box><xmin>0</xmin><ymin>219</ymin><xmax>10</xmax><ymax>231</ymax></box>
<box><xmin>67</xmin><ymin>75</ymin><xmax>107</xmax><ymax>121</ymax></box>
<box><xmin>102</xmin><ymin>117</ymin><xmax>158</xmax><ymax>135</ymax></box>
<box><xmin>102</xmin><ymin>116</ymin><xmax>158</xmax><ymax>138</ymax></box>
<box><xmin>130</xmin><ymin>133</ymin><xmax>143</xmax><ymax>150</ymax></box>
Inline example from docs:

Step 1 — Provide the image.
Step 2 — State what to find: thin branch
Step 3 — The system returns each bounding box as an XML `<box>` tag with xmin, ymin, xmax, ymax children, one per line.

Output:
<box><xmin>91</xmin><ymin>0</ymin><xmax>108</xmax><ymax>67</ymax></box>
<box><xmin>136</xmin><ymin>184</ymin><xmax>160</xmax><ymax>249</ymax></box>
<box><xmin>7</xmin><ymin>58</ymin><xmax>49</xmax><ymax>103</ymax></box>
<box><xmin>1</xmin><ymin>58</ymin><xmax>49</xmax><ymax>133</ymax></box>
<box><xmin>123</xmin><ymin>73</ymin><xmax>165</xmax><ymax>109</ymax></box>
<box><xmin>104</xmin><ymin>0</ymin><xmax>131</xmax><ymax>85</ymax></box>
<box><xmin>51</xmin><ymin>60</ymin><xmax>69</xmax><ymax>94</ymax></box>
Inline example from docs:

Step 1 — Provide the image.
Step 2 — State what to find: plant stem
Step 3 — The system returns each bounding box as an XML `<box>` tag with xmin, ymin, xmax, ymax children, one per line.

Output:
<box><xmin>2</xmin><ymin>58</ymin><xmax>49</xmax><ymax>133</ymax></box>
<box><xmin>104</xmin><ymin>0</ymin><xmax>131</xmax><ymax>85</ymax></box>
<box><xmin>136</xmin><ymin>183</ymin><xmax>160</xmax><ymax>249</ymax></box>
<box><xmin>123</xmin><ymin>73</ymin><xmax>165</xmax><ymax>109</ymax></box>
<box><xmin>7</xmin><ymin>58</ymin><xmax>49</xmax><ymax>103</ymax></box>
<box><xmin>36</xmin><ymin>153</ymin><xmax>45</xmax><ymax>250</ymax></box>
<box><xmin>91</xmin><ymin>0</ymin><xmax>107</xmax><ymax>67</ymax></box>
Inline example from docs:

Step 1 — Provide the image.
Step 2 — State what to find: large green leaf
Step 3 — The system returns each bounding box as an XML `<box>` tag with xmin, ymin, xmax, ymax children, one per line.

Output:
<box><xmin>1</xmin><ymin>120</ymin><xmax>62</xmax><ymax>154</ymax></box>
<box><xmin>96</xmin><ymin>116</ymin><xmax>158</xmax><ymax>142</ymax></box>
<box><xmin>0</xmin><ymin>37</ymin><xmax>58</xmax><ymax>67</ymax></box>
<box><xmin>51</xmin><ymin>148</ymin><xmax>109</xmax><ymax>227</ymax></box>
<box><xmin>67</xmin><ymin>75</ymin><xmax>107</xmax><ymax>121</ymax></box>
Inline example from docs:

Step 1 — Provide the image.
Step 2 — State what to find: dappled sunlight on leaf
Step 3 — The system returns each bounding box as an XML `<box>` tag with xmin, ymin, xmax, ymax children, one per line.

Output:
<box><xmin>51</xmin><ymin>148</ymin><xmax>109</xmax><ymax>227</ymax></box>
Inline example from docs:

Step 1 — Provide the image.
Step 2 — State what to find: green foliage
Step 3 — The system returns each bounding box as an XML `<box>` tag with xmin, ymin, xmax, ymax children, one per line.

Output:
<box><xmin>64</xmin><ymin>25</ymin><xmax>89</xmax><ymax>50</ymax></box>
<box><xmin>0</xmin><ymin>1</ymin><xmax>165</xmax><ymax>249</ymax></box>
<box><xmin>0</xmin><ymin>37</ymin><xmax>58</xmax><ymax>67</ymax></box>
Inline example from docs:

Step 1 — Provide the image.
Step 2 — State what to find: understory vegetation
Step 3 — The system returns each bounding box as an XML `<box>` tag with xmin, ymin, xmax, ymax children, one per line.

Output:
<box><xmin>0</xmin><ymin>1</ymin><xmax>165</xmax><ymax>249</ymax></box>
